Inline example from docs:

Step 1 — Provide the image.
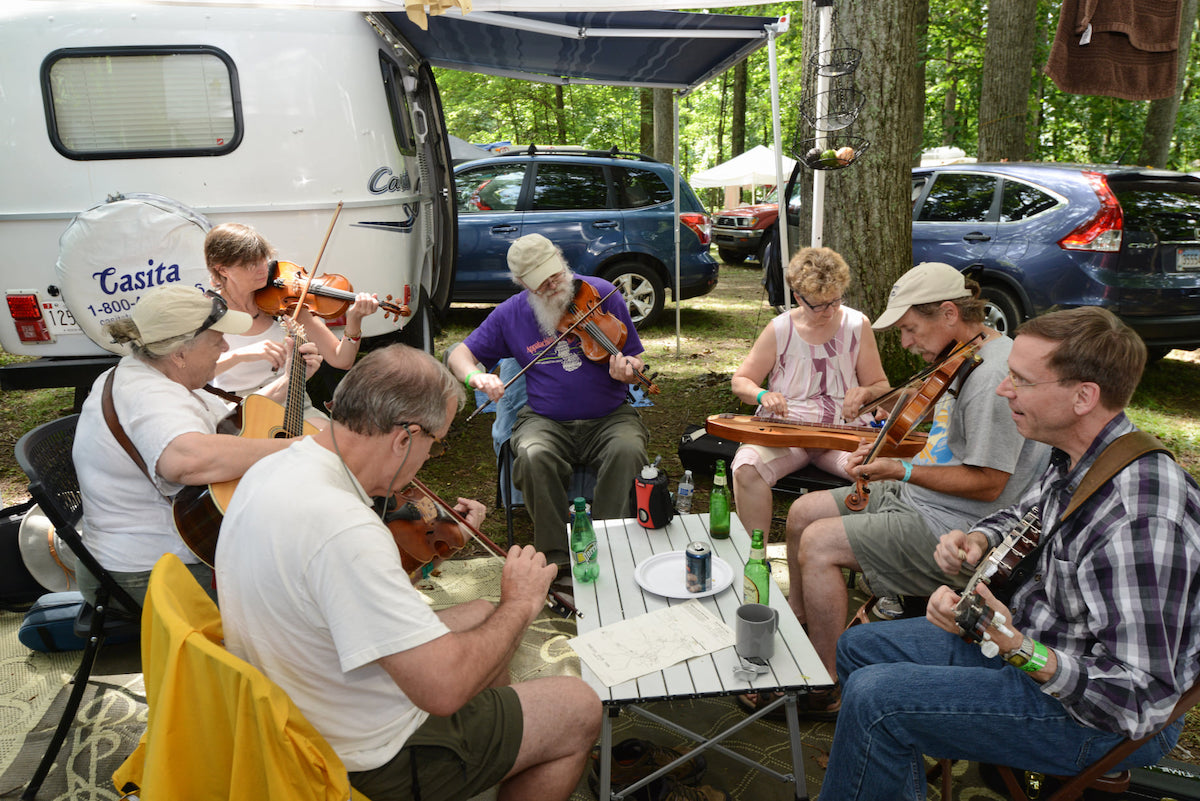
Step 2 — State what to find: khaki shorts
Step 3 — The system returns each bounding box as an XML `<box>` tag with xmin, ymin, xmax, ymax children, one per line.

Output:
<box><xmin>832</xmin><ymin>482</ymin><xmax>970</xmax><ymax>598</ymax></box>
<box><xmin>349</xmin><ymin>687</ymin><xmax>523</xmax><ymax>801</ymax></box>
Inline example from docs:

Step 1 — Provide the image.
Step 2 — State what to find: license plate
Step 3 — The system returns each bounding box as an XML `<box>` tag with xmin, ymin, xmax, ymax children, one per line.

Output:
<box><xmin>41</xmin><ymin>300</ymin><xmax>82</xmax><ymax>335</ymax></box>
<box><xmin>1177</xmin><ymin>247</ymin><xmax>1200</xmax><ymax>271</ymax></box>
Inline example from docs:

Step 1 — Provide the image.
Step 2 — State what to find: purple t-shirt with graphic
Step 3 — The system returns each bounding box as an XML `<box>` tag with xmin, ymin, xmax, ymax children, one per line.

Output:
<box><xmin>463</xmin><ymin>276</ymin><xmax>644</xmax><ymax>422</ymax></box>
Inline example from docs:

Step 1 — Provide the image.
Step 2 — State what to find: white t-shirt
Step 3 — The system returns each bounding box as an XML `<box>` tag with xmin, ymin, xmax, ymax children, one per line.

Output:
<box><xmin>213</xmin><ymin>326</ymin><xmax>282</xmax><ymax>395</ymax></box>
<box><xmin>215</xmin><ymin>437</ymin><xmax>451</xmax><ymax>771</ymax></box>
<box><xmin>74</xmin><ymin>356</ymin><xmax>233</xmax><ymax>572</ymax></box>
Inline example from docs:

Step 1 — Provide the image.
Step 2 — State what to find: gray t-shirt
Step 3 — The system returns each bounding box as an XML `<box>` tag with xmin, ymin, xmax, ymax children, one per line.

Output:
<box><xmin>898</xmin><ymin>335</ymin><xmax>1050</xmax><ymax>536</ymax></box>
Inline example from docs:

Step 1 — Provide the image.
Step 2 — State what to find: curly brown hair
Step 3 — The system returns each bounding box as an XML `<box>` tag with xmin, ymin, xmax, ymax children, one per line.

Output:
<box><xmin>785</xmin><ymin>247</ymin><xmax>851</xmax><ymax>301</ymax></box>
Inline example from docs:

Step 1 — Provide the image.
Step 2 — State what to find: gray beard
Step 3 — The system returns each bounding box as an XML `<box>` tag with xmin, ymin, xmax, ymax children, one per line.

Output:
<box><xmin>527</xmin><ymin>275</ymin><xmax>576</xmax><ymax>336</ymax></box>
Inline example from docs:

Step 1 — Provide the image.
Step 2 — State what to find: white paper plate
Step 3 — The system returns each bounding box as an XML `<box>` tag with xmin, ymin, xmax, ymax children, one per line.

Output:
<box><xmin>633</xmin><ymin>550</ymin><xmax>734</xmax><ymax>599</ymax></box>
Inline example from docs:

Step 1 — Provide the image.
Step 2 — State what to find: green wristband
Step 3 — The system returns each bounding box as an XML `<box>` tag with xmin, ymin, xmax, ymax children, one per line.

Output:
<box><xmin>464</xmin><ymin>369</ymin><xmax>483</xmax><ymax>389</ymax></box>
<box><xmin>756</xmin><ymin>389</ymin><xmax>768</xmax><ymax>405</ymax></box>
<box><xmin>1020</xmin><ymin>639</ymin><xmax>1050</xmax><ymax>673</ymax></box>
<box><xmin>900</xmin><ymin>460</ymin><xmax>913</xmax><ymax>483</ymax></box>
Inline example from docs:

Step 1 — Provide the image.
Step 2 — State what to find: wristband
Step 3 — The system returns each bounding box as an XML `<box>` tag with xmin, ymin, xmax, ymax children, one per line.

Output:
<box><xmin>344</xmin><ymin>333</ymin><xmax>361</xmax><ymax>344</ymax></box>
<box><xmin>755</xmin><ymin>389</ymin><xmax>768</xmax><ymax>405</ymax></box>
<box><xmin>899</xmin><ymin>459</ymin><xmax>913</xmax><ymax>483</ymax></box>
<box><xmin>464</xmin><ymin>369</ymin><xmax>483</xmax><ymax>389</ymax></box>
<box><xmin>1020</xmin><ymin>639</ymin><xmax>1050</xmax><ymax>673</ymax></box>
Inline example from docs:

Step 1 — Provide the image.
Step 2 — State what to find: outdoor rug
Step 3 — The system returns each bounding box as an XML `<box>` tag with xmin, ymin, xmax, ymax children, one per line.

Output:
<box><xmin>0</xmin><ymin>555</ymin><xmax>1008</xmax><ymax>800</ymax></box>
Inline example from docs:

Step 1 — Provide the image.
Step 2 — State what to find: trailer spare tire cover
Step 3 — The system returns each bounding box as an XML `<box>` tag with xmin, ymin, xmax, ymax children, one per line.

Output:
<box><xmin>55</xmin><ymin>194</ymin><xmax>212</xmax><ymax>354</ymax></box>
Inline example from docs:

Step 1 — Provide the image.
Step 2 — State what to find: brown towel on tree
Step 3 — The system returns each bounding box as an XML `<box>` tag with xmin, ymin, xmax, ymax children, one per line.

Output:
<box><xmin>1046</xmin><ymin>0</ymin><xmax>1182</xmax><ymax>101</ymax></box>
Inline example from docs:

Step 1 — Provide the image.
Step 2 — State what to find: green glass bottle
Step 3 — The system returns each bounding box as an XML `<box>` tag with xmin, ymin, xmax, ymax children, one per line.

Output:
<box><xmin>709</xmin><ymin>459</ymin><xmax>730</xmax><ymax>539</ymax></box>
<box><xmin>570</xmin><ymin>497</ymin><xmax>600</xmax><ymax>583</ymax></box>
<box><xmin>743</xmin><ymin>528</ymin><xmax>770</xmax><ymax>604</ymax></box>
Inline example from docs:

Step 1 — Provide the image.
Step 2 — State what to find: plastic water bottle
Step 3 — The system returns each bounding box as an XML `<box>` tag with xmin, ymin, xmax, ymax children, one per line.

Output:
<box><xmin>676</xmin><ymin>469</ymin><xmax>695</xmax><ymax>514</ymax></box>
<box><xmin>709</xmin><ymin>459</ymin><xmax>731</xmax><ymax>539</ymax></box>
<box><xmin>570</xmin><ymin>496</ymin><xmax>600</xmax><ymax>583</ymax></box>
<box><xmin>743</xmin><ymin>529</ymin><xmax>770</xmax><ymax>604</ymax></box>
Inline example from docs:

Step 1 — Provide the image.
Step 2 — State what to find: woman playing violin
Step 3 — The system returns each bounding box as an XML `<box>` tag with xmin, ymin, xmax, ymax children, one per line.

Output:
<box><xmin>729</xmin><ymin>247</ymin><xmax>889</xmax><ymax>539</ymax></box>
<box><xmin>204</xmin><ymin>223</ymin><xmax>380</xmax><ymax>424</ymax></box>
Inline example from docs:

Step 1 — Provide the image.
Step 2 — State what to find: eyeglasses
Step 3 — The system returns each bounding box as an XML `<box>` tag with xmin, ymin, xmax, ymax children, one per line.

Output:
<box><xmin>196</xmin><ymin>290</ymin><xmax>230</xmax><ymax>336</ymax></box>
<box><xmin>1005</xmin><ymin>369</ymin><xmax>1065</xmax><ymax>391</ymax></box>
<box><xmin>799</xmin><ymin>294</ymin><xmax>843</xmax><ymax>313</ymax></box>
<box><xmin>398</xmin><ymin>421</ymin><xmax>448</xmax><ymax>458</ymax></box>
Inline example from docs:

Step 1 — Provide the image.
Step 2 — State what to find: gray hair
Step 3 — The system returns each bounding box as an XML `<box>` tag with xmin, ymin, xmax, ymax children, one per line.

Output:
<box><xmin>329</xmin><ymin>344</ymin><xmax>465</xmax><ymax>436</ymax></box>
<box><xmin>106</xmin><ymin>317</ymin><xmax>199</xmax><ymax>361</ymax></box>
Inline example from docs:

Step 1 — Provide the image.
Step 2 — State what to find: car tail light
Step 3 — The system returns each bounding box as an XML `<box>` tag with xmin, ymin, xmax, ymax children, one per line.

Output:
<box><xmin>6</xmin><ymin>293</ymin><xmax>53</xmax><ymax>343</ymax></box>
<box><xmin>681</xmin><ymin>213</ymin><xmax>711</xmax><ymax>246</ymax></box>
<box><xmin>1059</xmin><ymin>172</ymin><xmax>1123</xmax><ymax>252</ymax></box>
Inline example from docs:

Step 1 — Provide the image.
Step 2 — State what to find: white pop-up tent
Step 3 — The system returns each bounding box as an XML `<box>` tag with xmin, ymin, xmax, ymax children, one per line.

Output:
<box><xmin>690</xmin><ymin>144</ymin><xmax>796</xmax><ymax>208</ymax></box>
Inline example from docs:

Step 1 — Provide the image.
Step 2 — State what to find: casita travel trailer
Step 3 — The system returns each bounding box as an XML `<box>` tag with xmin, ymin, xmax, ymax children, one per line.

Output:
<box><xmin>0</xmin><ymin>2</ymin><xmax>456</xmax><ymax>395</ymax></box>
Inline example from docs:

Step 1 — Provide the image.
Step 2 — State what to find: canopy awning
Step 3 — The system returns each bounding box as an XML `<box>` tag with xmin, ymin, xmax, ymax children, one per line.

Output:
<box><xmin>690</xmin><ymin>144</ymin><xmax>797</xmax><ymax>188</ymax></box>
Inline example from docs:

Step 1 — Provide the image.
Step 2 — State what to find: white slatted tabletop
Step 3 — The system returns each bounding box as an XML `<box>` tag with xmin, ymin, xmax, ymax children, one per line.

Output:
<box><xmin>571</xmin><ymin>513</ymin><xmax>833</xmax><ymax>800</ymax></box>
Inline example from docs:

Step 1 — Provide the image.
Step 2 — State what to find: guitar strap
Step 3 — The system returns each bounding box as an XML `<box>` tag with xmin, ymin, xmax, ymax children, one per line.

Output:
<box><xmin>998</xmin><ymin>430</ymin><xmax>1173</xmax><ymax>600</ymax></box>
<box><xmin>101</xmin><ymin>368</ymin><xmax>158</xmax><ymax>490</ymax></box>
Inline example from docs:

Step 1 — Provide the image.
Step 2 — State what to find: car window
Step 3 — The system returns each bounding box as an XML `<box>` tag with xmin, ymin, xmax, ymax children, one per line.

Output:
<box><xmin>456</xmin><ymin>165</ymin><xmax>526</xmax><ymax>213</ymax></box>
<box><xmin>531</xmin><ymin>163</ymin><xmax>610</xmax><ymax>211</ymax></box>
<box><xmin>1114</xmin><ymin>188</ymin><xmax>1200</xmax><ymax>243</ymax></box>
<box><xmin>616</xmin><ymin>167</ymin><xmax>674</xmax><ymax>208</ymax></box>
<box><xmin>999</xmin><ymin>180</ymin><xmax>1060</xmax><ymax>221</ymax></box>
<box><xmin>917</xmin><ymin>173</ymin><xmax>998</xmax><ymax>222</ymax></box>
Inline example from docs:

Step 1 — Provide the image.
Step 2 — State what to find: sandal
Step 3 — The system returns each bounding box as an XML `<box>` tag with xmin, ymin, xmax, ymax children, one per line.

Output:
<box><xmin>736</xmin><ymin>692</ymin><xmax>787</xmax><ymax>721</ymax></box>
<box><xmin>737</xmin><ymin>685</ymin><xmax>841</xmax><ymax>722</ymax></box>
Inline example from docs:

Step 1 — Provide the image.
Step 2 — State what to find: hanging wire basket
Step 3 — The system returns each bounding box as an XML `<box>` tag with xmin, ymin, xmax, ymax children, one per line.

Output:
<box><xmin>798</xmin><ymin>87</ymin><xmax>865</xmax><ymax>132</ymax></box>
<box><xmin>810</xmin><ymin>48</ymin><xmax>861</xmax><ymax>78</ymax></box>
<box><xmin>792</xmin><ymin>134</ymin><xmax>871</xmax><ymax>172</ymax></box>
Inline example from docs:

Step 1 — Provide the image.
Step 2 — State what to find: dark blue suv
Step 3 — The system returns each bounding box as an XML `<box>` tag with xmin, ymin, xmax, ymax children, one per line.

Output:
<box><xmin>911</xmin><ymin>162</ymin><xmax>1200</xmax><ymax>356</ymax></box>
<box><xmin>451</xmin><ymin>148</ymin><xmax>718</xmax><ymax>327</ymax></box>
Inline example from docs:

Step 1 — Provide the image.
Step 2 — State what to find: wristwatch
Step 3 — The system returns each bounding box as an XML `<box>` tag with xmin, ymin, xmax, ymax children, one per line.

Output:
<box><xmin>1004</xmin><ymin>636</ymin><xmax>1035</xmax><ymax>668</ymax></box>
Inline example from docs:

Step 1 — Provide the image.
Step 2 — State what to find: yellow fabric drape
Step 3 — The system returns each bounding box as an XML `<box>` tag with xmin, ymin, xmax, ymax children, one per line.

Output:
<box><xmin>113</xmin><ymin>554</ymin><xmax>370</xmax><ymax>801</ymax></box>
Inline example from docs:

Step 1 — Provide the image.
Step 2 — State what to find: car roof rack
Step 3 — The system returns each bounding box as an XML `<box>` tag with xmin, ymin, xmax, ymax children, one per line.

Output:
<box><xmin>492</xmin><ymin>144</ymin><xmax>659</xmax><ymax>163</ymax></box>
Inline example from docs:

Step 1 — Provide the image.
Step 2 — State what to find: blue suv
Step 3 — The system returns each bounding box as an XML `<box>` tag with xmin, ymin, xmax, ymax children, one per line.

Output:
<box><xmin>452</xmin><ymin>148</ymin><xmax>718</xmax><ymax>327</ymax></box>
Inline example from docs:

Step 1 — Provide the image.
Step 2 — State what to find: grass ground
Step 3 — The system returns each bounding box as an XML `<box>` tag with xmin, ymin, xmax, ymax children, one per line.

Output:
<box><xmin>0</xmin><ymin>259</ymin><xmax>1197</xmax><ymax>761</ymax></box>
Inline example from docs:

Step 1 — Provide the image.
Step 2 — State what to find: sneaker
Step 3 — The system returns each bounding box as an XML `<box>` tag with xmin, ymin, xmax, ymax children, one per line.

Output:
<box><xmin>874</xmin><ymin>595</ymin><xmax>905</xmax><ymax>620</ymax></box>
<box><xmin>589</xmin><ymin>738</ymin><xmax>706</xmax><ymax>793</ymax></box>
<box><xmin>646</xmin><ymin>777</ymin><xmax>729</xmax><ymax>801</ymax></box>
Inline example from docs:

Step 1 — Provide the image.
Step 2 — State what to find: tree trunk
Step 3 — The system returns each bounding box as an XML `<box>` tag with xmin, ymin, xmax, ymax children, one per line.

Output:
<box><xmin>912</xmin><ymin>0</ymin><xmax>930</xmax><ymax>165</ymax></box>
<box><xmin>554</xmin><ymin>85</ymin><xmax>567</xmax><ymax>143</ymax></box>
<box><xmin>652</xmin><ymin>88</ymin><xmax>674</xmax><ymax>163</ymax></box>
<box><xmin>800</xmin><ymin>0</ymin><xmax>920</xmax><ymax>372</ymax></box>
<box><xmin>1138</xmin><ymin>0</ymin><xmax>1198</xmax><ymax>167</ymax></box>
<box><xmin>978</xmin><ymin>0</ymin><xmax>1038</xmax><ymax>161</ymax></box>
<box><xmin>732</xmin><ymin>60</ymin><xmax>748</xmax><ymax>158</ymax></box>
<box><xmin>941</xmin><ymin>43</ymin><xmax>957</xmax><ymax>146</ymax></box>
<box><xmin>639</xmin><ymin>89</ymin><xmax>654</xmax><ymax>156</ymax></box>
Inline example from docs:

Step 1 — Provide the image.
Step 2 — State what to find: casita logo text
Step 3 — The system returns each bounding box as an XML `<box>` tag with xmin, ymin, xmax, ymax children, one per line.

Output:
<box><xmin>93</xmin><ymin>260</ymin><xmax>182</xmax><ymax>295</ymax></box>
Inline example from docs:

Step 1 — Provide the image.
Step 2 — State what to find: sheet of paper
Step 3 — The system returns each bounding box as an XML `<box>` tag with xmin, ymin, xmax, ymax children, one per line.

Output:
<box><xmin>567</xmin><ymin>600</ymin><xmax>736</xmax><ymax>686</ymax></box>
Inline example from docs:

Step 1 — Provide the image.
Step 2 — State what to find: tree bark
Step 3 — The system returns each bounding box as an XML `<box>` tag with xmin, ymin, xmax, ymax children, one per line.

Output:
<box><xmin>653</xmin><ymin>88</ymin><xmax>674</xmax><ymax>163</ymax></box>
<box><xmin>732</xmin><ymin>60</ymin><xmax>748</xmax><ymax>158</ymax></box>
<box><xmin>912</xmin><ymin>0</ymin><xmax>930</xmax><ymax>165</ymax></box>
<box><xmin>977</xmin><ymin>0</ymin><xmax>1038</xmax><ymax>161</ymax></box>
<box><xmin>554</xmin><ymin>85</ymin><xmax>567</xmax><ymax>143</ymax></box>
<box><xmin>799</xmin><ymin>0</ymin><xmax>920</xmax><ymax>372</ymax></box>
<box><xmin>1138</xmin><ymin>0</ymin><xmax>1198</xmax><ymax>167</ymax></box>
<box><xmin>639</xmin><ymin>89</ymin><xmax>653</xmax><ymax>157</ymax></box>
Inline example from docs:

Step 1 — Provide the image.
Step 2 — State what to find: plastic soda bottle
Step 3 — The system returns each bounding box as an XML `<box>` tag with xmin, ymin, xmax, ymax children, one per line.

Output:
<box><xmin>709</xmin><ymin>459</ymin><xmax>731</xmax><ymax>539</ymax></box>
<box><xmin>570</xmin><ymin>496</ymin><xmax>600</xmax><ymax>583</ymax></box>
<box><xmin>743</xmin><ymin>529</ymin><xmax>770</xmax><ymax>604</ymax></box>
<box><xmin>676</xmin><ymin>469</ymin><xmax>695</xmax><ymax>514</ymax></box>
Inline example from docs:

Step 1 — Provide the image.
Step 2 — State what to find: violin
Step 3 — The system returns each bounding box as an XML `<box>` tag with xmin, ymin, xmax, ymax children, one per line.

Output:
<box><xmin>255</xmin><ymin>259</ymin><xmax>411</xmax><ymax>322</ymax></box>
<box><xmin>953</xmin><ymin>507</ymin><xmax>1042</xmax><ymax>654</ymax></box>
<box><xmin>557</xmin><ymin>280</ymin><xmax>660</xmax><ymax>395</ymax></box>
<box><xmin>844</xmin><ymin>337</ymin><xmax>984</xmax><ymax>511</ymax></box>
<box><xmin>381</xmin><ymin>478</ymin><xmax>578</xmax><ymax>618</ymax></box>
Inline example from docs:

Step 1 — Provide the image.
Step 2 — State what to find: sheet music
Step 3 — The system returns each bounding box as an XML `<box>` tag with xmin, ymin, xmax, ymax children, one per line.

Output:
<box><xmin>567</xmin><ymin>600</ymin><xmax>735</xmax><ymax>686</ymax></box>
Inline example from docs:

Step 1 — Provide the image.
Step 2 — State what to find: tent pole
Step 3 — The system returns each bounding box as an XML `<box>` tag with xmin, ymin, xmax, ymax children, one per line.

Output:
<box><xmin>767</xmin><ymin>19</ymin><xmax>790</xmax><ymax>311</ymax></box>
<box><xmin>674</xmin><ymin>90</ymin><xmax>682</xmax><ymax>357</ymax></box>
<box><xmin>810</xmin><ymin>0</ymin><xmax>833</xmax><ymax>252</ymax></box>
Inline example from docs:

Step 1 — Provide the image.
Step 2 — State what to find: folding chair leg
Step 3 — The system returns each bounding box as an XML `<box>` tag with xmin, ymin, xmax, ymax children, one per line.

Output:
<box><xmin>22</xmin><ymin>615</ymin><xmax>109</xmax><ymax>800</ymax></box>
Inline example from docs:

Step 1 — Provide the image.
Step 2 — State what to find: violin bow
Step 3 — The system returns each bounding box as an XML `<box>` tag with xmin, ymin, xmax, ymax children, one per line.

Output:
<box><xmin>408</xmin><ymin>477</ymin><xmax>580</xmax><ymax>617</ymax></box>
<box><xmin>289</xmin><ymin>201</ymin><xmax>344</xmax><ymax>326</ymax></box>
<box><xmin>463</xmin><ymin>285</ymin><xmax>623</xmax><ymax>424</ymax></box>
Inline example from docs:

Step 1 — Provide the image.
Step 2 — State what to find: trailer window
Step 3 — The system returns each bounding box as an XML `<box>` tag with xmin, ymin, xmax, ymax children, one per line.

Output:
<box><xmin>42</xmin><ymin>46</ymin><xmax>241</xmax><ymax>160</ymax></box>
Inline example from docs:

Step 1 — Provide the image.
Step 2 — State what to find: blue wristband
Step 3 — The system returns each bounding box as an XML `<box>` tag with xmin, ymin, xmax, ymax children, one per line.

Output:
<box><xmin>900</xmin><ymin>460</ymin><xmax>913</xmax><ymax>483</ymax></box>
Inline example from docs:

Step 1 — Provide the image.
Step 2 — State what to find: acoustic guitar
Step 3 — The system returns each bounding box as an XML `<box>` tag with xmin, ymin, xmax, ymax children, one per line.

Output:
<box><xmin>173</xmin><ymin>323</ymin><xmax>318</xmax><ymax>566</ymax></box>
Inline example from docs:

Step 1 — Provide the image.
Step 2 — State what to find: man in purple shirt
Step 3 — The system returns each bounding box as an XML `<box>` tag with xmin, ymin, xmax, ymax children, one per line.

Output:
<box><xmin>448</xmin><ymin>234</ymin><xmax>649</xmax><ymax>571</ymax></box>
<box><xmin>820</xmin><ymin>306</ymin><xmax>1200</xmax><ymax>799</ymax></box>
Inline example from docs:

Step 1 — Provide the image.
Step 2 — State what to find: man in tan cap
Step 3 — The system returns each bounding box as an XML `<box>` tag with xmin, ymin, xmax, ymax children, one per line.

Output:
<box><xmin>447</xmin><ymin>233</ymin><xmax>649</xmax><ymax>571</ymax></box>
<box><xmin>762</xmin><ymin>262</ymin><xmax>1048</xmax><ymax>715</ymax></box>
<box><xmin>72</xmin><ymin>284</ymin><xmax>320</xmax><ymax>609</ymax></box>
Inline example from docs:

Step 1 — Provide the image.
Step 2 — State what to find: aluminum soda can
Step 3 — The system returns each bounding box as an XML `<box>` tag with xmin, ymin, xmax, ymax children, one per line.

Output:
<box><xmin>685</xmin><ymin>541</ymin><xmax>712</xmax><ymax>594</ymax></box>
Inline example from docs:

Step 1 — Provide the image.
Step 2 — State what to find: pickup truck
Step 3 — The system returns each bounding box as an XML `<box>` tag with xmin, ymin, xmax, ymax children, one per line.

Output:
<box><xmin>710</xmin><ymin>194</ymin><xmax>778</xmax><ymax>264</ymax></box>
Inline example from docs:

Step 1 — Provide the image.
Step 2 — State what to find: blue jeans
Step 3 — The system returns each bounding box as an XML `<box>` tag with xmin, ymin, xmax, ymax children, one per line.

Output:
<box><xmin>821</xmin><ymin>618</ymin><xmax>1182</xmax><ymax>801</ymax></box>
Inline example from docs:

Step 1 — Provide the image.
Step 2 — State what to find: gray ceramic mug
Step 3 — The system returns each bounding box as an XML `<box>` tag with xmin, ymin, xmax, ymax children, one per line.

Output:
<box><xmin>735</xmin><ymin>603</ymin><xmax>779</xmax><ymax>660</ymax></box>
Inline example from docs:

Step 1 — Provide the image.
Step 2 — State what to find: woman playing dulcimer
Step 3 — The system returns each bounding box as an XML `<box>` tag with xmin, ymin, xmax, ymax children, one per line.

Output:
<box><xmin>730</xmin><ymin>246</ymin><xmax>890</xmax><ymax>538</ymax></box>
<box><xmin>204</xmin><ymin>222</ymin><xmax>380</xmax><ymax>426</ymax></box>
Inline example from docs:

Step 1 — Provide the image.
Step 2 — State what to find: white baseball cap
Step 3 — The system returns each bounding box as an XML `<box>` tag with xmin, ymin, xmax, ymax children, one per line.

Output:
<box><xmin>872</xmin><ymin>262</ymin><xmax>970</xmax><ymax>330</ymax></box>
